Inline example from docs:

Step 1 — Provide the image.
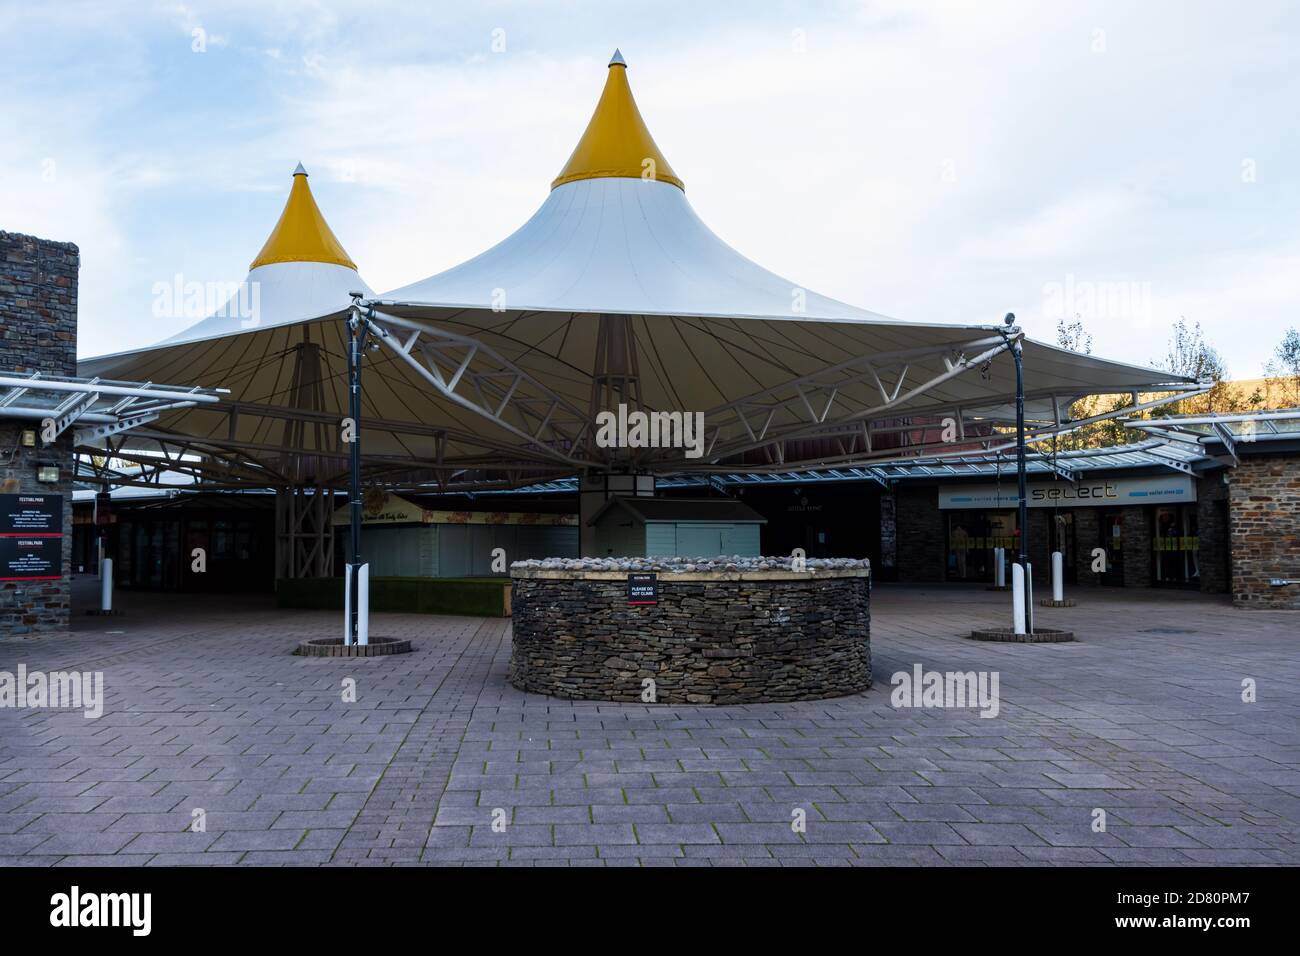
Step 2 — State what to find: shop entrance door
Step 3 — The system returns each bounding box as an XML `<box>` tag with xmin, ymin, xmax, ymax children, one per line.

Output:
<box><xmin>1154</xmin><ymin>505</ymin><xmax>1199</xmax><ymax>587</ymax></box>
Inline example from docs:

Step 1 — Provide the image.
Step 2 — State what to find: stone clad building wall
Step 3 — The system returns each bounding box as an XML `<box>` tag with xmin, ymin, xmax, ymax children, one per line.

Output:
<box><xmin>0</xmin><ymin>232</ymin><xmax>79</xmax><ymax>635</ymax></box>
<box><xmin>1196</xmin><ymin>473</ymin><xmax>1230</xmax><ymax>594</ymax></box>
<box><xmin>510</xmin><ymin>563</ymin><xmax>871</xmax><ymax>704</ymax></box>
<box><xmin>894</xmin><ymin>486</ymin><xmax>944</xmax><ymax>582</ymax></box>
<box><xmin>1073</xmin><ymin>508</ymin><xmax>1102</xmax><ymax>587</ymax></box>
<box><xmin>1229</xmin><ymin>454</ymin><xmax>1300</xmax><ymax>608</ymax></box>
<box><xmin>1121</xmin><ymin>506</ymin><xmax>1152</xmax><ymax>589</ymax></box>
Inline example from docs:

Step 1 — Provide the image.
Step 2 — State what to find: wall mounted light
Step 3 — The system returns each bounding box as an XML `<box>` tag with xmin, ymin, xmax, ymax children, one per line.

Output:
<box><xmin>37</xmin><ymin>465</ymin><xmax>59</xmax><ymax>483</ymax></box>
<box><xmin>20</xmin><ymin>430</ymin><xmax>37</xmax><ymax>447</ymax></box>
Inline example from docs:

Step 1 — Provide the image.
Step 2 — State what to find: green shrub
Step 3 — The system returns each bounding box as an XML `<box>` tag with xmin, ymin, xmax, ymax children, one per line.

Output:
<box><xmin>276</xmin><ymin>576</ymin><xmax>509</xmax><ymax>617</ymax></box>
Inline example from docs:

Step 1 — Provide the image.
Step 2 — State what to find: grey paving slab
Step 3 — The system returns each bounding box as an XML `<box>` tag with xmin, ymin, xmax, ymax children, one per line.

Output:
<box><xmin>1</xmin><ymin>581</ymin><xmax>1298</xmax><ymax>866</ymax></box>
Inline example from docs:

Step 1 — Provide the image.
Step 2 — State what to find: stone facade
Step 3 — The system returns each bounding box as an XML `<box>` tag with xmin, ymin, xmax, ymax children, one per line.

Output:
<box><xmin>1196</xmin><ymin>473</ymin><xmax>1230</xmax><ymax>594</ymax></box>
<box><xmin>1121</xmin><ymin>506</ymin><xmax>1152</xmax><ymax>589</ymax></box>
<box><xmin>510</xmin><ymin>565</ymin><xmax>871</xmax><ymax>704</ymax></box>
<box><xmin>1025</xmin><ymin>509</ymin><xmax>1051</xmax><ymax>586</ymax></box>
<box><xmin>1073</xmin><ymin>507</ymin><xmax>1102</xmax><ymax>587</ymax></box>
<box><xmin>878</xmin><ymin>491</ymin><xmax>897</xmax><ymax>577</ymax></box>
<box><xmin>1229</xmin><ymin>454</ymin><xmax>1300</xmax><ymax>609</ymax></box>
<box><xmin>0</xmin><ymin>232</ymin><xmax>79</xmax><ymax>635</ymax></box>
<box><xmin>894</xmin><ymin>486</ymin><xmax>944</xmax><ymax>582</ymax></box>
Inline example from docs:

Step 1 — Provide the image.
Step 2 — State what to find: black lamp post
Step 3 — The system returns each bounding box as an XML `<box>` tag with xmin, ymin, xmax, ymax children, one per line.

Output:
<box><xmin>345</xmin><ymin>297</ymin><xmax>371</xmax><ymax>644</ymax></box>
<box><xmin>1004</xmin><ymin>312</ymin><xmax>1032</xmax><ymax>634</ymax></box>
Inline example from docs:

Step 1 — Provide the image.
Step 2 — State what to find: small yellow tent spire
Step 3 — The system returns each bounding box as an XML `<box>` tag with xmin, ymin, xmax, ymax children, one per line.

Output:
<box><xmin>249</xmin><ymin>164</ymin><xmax>358</xmax><ymax>271</ymax></box>
<box><xmin>551</xmin><ymin>50</ymin><xmax>684</xmax><ymax>192</ymax></box>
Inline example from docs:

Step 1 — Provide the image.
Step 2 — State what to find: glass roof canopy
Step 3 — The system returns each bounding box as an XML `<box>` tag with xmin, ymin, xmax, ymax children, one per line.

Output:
<box><xmin>1124</xmin><ymin>408</ymin><xmax>1300</xmax><ymax>465</ymax></box>
<box><xmin>496</xmin><ymin>436</ymin><xmax>1212</xmax><ymax>495</ymax></box>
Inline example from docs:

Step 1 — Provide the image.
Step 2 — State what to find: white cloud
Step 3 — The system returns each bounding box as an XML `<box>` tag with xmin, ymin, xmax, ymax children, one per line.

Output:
<box><xmin>2</xmin><ymin>0</ymin><xmax>1297</xmax><ymax>375</ymax></box>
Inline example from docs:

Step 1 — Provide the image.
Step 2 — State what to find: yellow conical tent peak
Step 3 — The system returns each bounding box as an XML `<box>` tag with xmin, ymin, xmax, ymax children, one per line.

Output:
<box><xmin>249</xmin><ymin>164</ymin><xmax>358</xmax><ymax>271</ymax></box>
<box><xmin>551</xmin><ymin>51</ymin><xmax>683</xmax><ymax>192</ymax></box>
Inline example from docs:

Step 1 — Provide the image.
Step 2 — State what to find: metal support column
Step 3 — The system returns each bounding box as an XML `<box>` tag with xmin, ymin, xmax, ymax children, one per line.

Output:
<box><xmin>344</xmin><ymin>300</ymin><xmax>371</xmax><ymax>645</ymax></box>
<box><xmin>1005</xmin><ymin>314</ymin><xmax>1033</xmax><ymax>635</ymax></box>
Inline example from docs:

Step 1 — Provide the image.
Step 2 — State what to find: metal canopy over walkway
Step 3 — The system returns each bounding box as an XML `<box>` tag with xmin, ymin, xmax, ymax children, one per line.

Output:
<box><xmin>0</xmin><ymin>372</ymin><xmax>225</xmax><ymax>488</ymax></box>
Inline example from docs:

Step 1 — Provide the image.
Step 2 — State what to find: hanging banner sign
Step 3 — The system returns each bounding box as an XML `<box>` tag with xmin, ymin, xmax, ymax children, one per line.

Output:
<box><xmin>938</xmin><ymin>476</ymin><xmax>1196</xmax><ymax>510</ymax></box>
<box><xmin>0</xmin><ymin>494</ymin><xmax>63</xmax><ymax>534</ymax></box>
<box><xmin>627</xmin><ymin>572</ymin><xmax>658</xmax><ymax>605</ymax></box>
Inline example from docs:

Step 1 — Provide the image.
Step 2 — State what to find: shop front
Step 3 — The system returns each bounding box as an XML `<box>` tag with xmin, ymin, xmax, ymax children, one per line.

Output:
<box><xmin>1152</xmin><ymin>502</ymin><xmax>1202</xmax><ymax>587</ymax></box>
<box><xmin>937</xmin><ymin>474</ymin><xmax>1202</xmax><ymax>589</ymax></box>
<box><xmin>944</xmin><ymin>510</ymin><xmax>1016</xmax><ymax>582</ymax></box>
<box><xmin>74</xmin><ymin>492</ymin><xmax>276</xmax><ymax>592</ymax></box>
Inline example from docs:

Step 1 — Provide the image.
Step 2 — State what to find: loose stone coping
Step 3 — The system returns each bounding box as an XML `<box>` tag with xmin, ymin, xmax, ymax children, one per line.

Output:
<box><xmin>511</xmin><ymin>567</ymin><xmax>871</xmax><ymax>583</ymax></box>
<box><xmin>294</xmin><ymin>636</ymin><xmax>413</xmax><ymax>657</ymax></box>
<box><xmin>968</xmin><ymin>627</ymin><xmax>1075</xmax><ymax>643</ymax></box>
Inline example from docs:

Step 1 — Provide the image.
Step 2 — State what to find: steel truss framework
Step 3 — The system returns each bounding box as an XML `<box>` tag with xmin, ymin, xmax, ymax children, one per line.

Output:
<box><xmin>0</xmin><ymin>372</ymin><xmax>224</xmax><ymax>444</ymax></box>
<box><xmin>354</xmin><ymin>306</ymin><xmax>1208</xmax><ymax>480</ymax></box>
<box><xmin>63</xmin><ymin>309</ymin><xmax>1207</xmax><ymax>493</ymax></box>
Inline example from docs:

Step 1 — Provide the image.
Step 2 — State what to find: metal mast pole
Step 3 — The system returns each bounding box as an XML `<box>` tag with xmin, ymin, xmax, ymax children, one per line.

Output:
<box><xmin>1007</xmin><ymin>313</ymin><xmax>1031</xmax><ymax>633</ymax></box>
<box><xmin>346</xmin><ymin>304</ymin><xmax>366</xmax><ymax>644</ymax></box>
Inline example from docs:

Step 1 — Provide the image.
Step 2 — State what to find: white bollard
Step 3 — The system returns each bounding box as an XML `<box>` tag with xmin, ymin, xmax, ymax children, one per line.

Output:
<box><xmin>100</xmin><ymin>558</ymin><xmax>113</xmax><ymax>612</ymax></box>
<box><xmin>994</xmin><ymin>547</ymin><xmax>1005</xmax><ymax>588</ymax></box>
<box><xmin>344</xmin><ymin>563</ymin><xmax>371</xmax><ymax>646</ymax></box>
<box><xmin>1026</xmin><ymin>563</ymin><xmax>1034</xmax><ymax>633</ymax></box>
<box><xmin>344</xmin><ymin>564</ymin><xmax>354</xmax><ymax>645</ymax></box>
<box><xmin>1052</xmin><ymin>551</ymin><xmax>1064</xmax><ymax>603</ymax></box>
<box><xmin>357</xmin><ymin>564</ymin><xmax>370</xmax><ymax>646</ymax></box>
<box><xmin>1011</xmin><ymin>562</ymin><xmax>1026</xmax><ymax>635</ymax></box>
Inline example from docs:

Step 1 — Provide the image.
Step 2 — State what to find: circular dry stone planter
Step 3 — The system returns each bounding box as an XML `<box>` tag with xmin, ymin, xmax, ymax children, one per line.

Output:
<box><xmin>1039</xmin><ymin>598</ymin><xmax>1076</xmax><ymax>608</ymax></box>
<box><xmin>509</xmin><ymin>556</ymin><xmax>871</xmax><ymax>704</ymax></box>
<box><xmin>968</xmin><ymin>626</ymin><xmax>1074</xmax><ymax>643</ymax></box>
<box><xmin>294</xmin><ymin>636</ymin><xmax>413</xmax><ymax>657</ymax></box>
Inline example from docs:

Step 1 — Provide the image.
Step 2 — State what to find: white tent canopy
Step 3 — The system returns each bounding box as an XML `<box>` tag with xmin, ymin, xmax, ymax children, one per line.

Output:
<box><xmin>384</xmin><ymin>176</ymin><xmax>878</xmax><ymax>322</ymax></box>
<box><xmin>80</xmin><ymin>52</ymin><xmax>1200</xmax><ymax>489</ymax></box>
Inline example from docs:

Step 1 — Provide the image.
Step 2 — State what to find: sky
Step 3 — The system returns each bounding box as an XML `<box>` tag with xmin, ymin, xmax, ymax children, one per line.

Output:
<box><xmin>2</xmin><ymin>0</ymin><xmax>1297</xmax><ymax>376</ymax></box>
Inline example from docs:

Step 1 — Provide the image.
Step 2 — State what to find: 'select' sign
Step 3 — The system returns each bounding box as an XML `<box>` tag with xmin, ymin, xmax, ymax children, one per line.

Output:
<box><xmin>938</xmin><ymin>476</ymin><xmax>1196</xmax><ymax>510</ymax></box>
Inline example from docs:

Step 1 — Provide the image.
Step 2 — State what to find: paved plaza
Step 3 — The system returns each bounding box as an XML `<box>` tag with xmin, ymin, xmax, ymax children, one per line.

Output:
<box><xmin>0</xmin><ymin>579</ymin><xmax>1297</xmax><ymax>866</ymax></box>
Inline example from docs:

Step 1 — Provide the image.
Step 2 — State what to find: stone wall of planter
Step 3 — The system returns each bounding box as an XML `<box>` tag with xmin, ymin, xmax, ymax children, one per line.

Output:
<box><xmin>509</xmin><ymin>560</ymin><xmax>871</xmax><ymax>704</ymax></box>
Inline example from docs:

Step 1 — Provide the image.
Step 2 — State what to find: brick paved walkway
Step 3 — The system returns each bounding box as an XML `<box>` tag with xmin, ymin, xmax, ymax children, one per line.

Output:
<box><xmin>1</xmin><ymin>578</ymin><xmax>1297</xmax><ymax>866</ymax></box>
